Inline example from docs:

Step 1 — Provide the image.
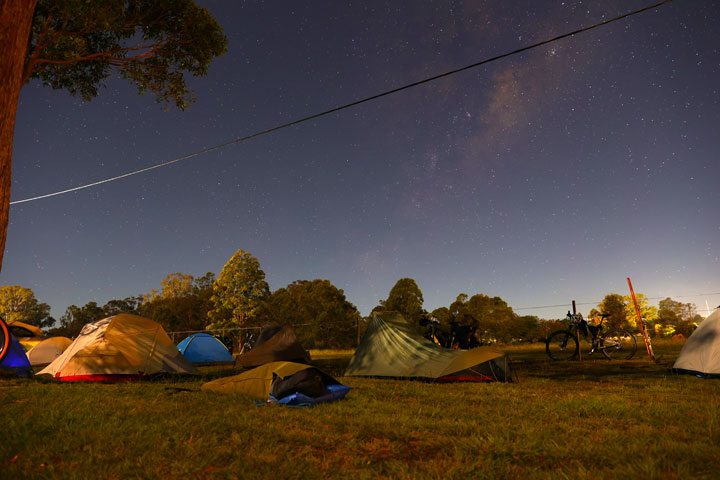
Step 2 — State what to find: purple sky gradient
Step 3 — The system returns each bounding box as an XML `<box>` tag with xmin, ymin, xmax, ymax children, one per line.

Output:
<box><xmin>3</xmin><ymin>0</ymin><xmax>718</xmax><ymax>322</ymax></box>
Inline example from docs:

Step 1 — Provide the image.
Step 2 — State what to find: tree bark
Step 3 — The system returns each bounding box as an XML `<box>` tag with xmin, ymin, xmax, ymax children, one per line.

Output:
<box><xmin>0</xmin><ymin>0</ymin><xmax>38</xmax><ymax>272</ymax></box>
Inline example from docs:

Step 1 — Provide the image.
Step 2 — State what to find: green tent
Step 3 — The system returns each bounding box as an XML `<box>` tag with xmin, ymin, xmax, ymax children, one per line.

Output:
<box><xmin>345</xmin><ymin>313</ymin><xmax>512</xmax><ymax>382</ymax></box>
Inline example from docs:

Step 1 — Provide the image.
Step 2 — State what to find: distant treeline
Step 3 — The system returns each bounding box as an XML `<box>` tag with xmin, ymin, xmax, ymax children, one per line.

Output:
<box><xmin>0</xmin><ymin>250</ymin><xmax>703</xmax><ymax>348</ymax></box>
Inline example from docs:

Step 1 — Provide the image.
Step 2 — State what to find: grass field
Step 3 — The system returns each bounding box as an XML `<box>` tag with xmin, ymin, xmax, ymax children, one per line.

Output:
<box><xmin>2</xmin><ymin>339</ymin><xmax>718</xmax><ymax>479</ymax></box>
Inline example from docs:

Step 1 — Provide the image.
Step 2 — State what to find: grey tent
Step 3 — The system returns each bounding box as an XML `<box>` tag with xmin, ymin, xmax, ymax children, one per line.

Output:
<box><xmin>673</xmin><ymin>308</ymin><xmax>720</xmax><ymax>378</ymax></box>
<box><xmin>345</xmin><ymin>313</ymin><xmax>512</xmax><ymax>382</ymax></box>
<box><xmin>237</xmin><ymin>324</ymin><xmax>310</xmax><ymax>368</ymax></box>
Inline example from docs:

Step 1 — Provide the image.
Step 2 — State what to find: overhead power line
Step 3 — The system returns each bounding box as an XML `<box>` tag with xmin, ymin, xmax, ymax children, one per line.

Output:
<box><xmin>11</xmin><ymin>0</ymin><xmax>673</xmax><ymax>205</ymax></box>
<box><xmin>514</xmin><ymin>291</ymin><xmax>720</xmax><ymax>312</ymax></box>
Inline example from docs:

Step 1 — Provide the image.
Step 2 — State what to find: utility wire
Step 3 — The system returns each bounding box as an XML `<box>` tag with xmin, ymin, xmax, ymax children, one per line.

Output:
<box><xmin>514</xmin><ymin>291</ymin><xmax>720</xmax><ymax>311</ymax></box>
<box><xmin>11</xmin><ymin>0</ymin><xmax>673</xmax><ymax>205</ymax></box>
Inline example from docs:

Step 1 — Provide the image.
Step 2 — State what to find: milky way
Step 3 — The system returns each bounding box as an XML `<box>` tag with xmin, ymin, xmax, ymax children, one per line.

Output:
<box><xmin>4</xmin><ymin>0</ymin><xmax>719</xmax><ymax>320</ymax></box>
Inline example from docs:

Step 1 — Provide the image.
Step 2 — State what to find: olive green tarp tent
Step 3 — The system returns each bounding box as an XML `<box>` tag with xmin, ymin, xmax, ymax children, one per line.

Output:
<box><xmin>345</xmin><ymin>313</ymin><xmax>513</xmax><ymax>382</ymax></box>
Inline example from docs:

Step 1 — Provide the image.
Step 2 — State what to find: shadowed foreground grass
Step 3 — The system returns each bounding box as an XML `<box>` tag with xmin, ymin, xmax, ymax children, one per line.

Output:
<box><xmin>2</xmin><ymin>340</ymin><xmax>718</xmax><ymax>479</ymax></box>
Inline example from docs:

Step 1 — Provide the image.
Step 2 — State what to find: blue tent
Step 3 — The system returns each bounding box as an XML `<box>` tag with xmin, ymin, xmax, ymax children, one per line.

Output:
<box><xmin>178</xmin><ymin>333</ymin><xmax>234</xmax><ymax>365</ymax></box>
<box><xmin>0</xmin><ymin>332</ymin><xmax>32</xmax><ymax>376</ymax></box>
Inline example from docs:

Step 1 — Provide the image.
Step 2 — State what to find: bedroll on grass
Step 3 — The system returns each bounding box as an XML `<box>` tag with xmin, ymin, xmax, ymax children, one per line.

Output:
<box><xmin>201</xmin><ymin>361</ymin><xmax>351</xmax><ymax>406</ymax></box>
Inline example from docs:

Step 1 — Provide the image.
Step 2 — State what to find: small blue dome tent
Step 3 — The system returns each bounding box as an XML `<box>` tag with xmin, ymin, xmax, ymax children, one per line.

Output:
<box><xmin>178</xmin><ymin>333</ymin><xmax>234</xmax><ymax>365</ymax></box>
<box><xmin>0</xmin><ymin>323</ymin><xmax>32</xmax><ymax>376</ymax></box>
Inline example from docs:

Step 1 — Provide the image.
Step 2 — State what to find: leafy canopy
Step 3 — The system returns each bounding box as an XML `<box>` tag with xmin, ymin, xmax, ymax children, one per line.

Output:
<box><xmin>26</xmin><ymin>0</ymin><xmax>228</xmax><ymax>109</ymax></box>
<box><xmin>0</xmin><ymin>285</ymin><xmax>54</xmax><ymax>329</ymax></box>
<box><xmin>259</xmin><ymin>279</ymin><xmax>360</xmax><ymax>349</ymax></box>
<box><xmin>208</xmin><ymin>250</ymin><xmax>270</xmax><ymax>329</ymax></box>
<box><xmin>378</xmin><ymin>278</ymin><xmax>424</xmax><ymax>322</ymax></box>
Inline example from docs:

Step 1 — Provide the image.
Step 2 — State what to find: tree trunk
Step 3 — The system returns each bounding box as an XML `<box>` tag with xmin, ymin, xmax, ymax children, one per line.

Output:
<box><xmin>0</xmin><ymin>0</ymin><xmax>38</xmax><ymax>272</ymax></box>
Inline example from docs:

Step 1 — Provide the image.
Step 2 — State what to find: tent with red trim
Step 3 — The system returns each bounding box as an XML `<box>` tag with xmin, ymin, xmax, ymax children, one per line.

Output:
<box><xmin>345</xmin><ymin>313</ymin><xmax>513</xmax><ymax>382</ymax></box>
<box><xmin>37</xmin><ymin>314</ymin><xmax>198</xmax><ymax>381</ymax></box>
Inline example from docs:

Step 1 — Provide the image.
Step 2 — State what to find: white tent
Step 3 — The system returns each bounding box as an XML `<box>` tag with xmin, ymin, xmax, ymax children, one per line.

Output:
<box><xmin>673</xmin><ymin>309</ymin><xmax>720</xmax><ymax>377</ymax></box>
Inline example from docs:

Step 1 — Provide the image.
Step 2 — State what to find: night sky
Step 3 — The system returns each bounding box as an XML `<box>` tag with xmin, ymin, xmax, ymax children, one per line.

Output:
<box><xmin>3</xmin><ymin>0</ymin><xmax>719</xmax><ymax>322</ymax></box>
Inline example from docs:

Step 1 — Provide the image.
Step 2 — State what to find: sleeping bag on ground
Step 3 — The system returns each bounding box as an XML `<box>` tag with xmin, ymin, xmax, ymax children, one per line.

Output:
<box><xmin>201</xmin><ymin>361</ymin><xmax>351</xmax><ymax>406</ymax></box>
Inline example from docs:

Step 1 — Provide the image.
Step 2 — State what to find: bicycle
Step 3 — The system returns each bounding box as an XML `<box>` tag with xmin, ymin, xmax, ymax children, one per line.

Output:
<box><xmin>419</xmin><ymin>316</ymin><xmax>483</xmax><ymax>350</ymax></box>
<box><xmin>238</xmin><ymin>331</ymin><xmax>257</xmax><ymax>355</ymax></box>
<box><xmin>545</xmin><ymin>312</ymin><xmax>637</xmax><ymax>361</ymax></box>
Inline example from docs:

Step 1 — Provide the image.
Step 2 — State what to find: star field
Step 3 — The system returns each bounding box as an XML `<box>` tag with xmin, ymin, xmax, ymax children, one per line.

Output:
<box><xmin>2</xmin><ymin>0</ymin><xmax>718</xmax><ymax>320</ymax></box>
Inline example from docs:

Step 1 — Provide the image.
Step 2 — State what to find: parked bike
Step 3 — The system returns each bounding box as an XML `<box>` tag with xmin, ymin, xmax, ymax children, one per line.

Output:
<box><xmin>545</xmin><ymin>311</ymin><xmax>637</xmax><ymax>361</ymax></box>
<box><xmin>420</xmin><ymin>316</ymin><xmax>483</xmax><ymax>349</ymax></box>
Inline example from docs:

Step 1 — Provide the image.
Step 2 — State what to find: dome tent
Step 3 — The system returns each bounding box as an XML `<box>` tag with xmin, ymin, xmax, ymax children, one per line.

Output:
<box><xmin>345</xmin><ymin>313</ymin><xmax>513</xmax><ymax>382</ymax></box>
<box><xmin>0</xmin><ymin>318</ymin><xmax>32</xmax><ymax>376</ymax></box>
<box><xmin>177</xmin><ymin>333</ymin><xmax>234</xmax><ymax>365</ymax></box>
<box><xmin>673</xmin><ymin>308</ymin><xmax>720</xmax><ymax>378</ymax></box>
<box><xmin>27</xmin><ymin>336</ymin><xmax>72</xmax><ymax>367</ymax></box>
<box><xmin>37</xmin><ymin>314</ymin><xmax>198</xmax><ymax>381</ymax></box>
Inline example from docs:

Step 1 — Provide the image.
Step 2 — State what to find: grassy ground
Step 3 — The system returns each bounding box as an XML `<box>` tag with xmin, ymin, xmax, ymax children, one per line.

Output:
<box><xmin>2</xmin><ymin>339</ymin><xmax>718</xmax><ymax>479</ymax></box>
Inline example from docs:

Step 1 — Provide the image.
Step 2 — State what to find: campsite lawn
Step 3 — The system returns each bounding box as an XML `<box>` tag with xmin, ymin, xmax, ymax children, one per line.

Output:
<box><xmin>2</xmin><ymin>340</ymin><xmax>718</xmax><ymax>479</ymax></box>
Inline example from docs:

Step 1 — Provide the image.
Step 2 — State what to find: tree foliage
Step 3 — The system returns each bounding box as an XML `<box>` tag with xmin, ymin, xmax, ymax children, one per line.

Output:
<box><xmin>378</xmin><ymin>278</ymin><xmax>424</xmax><ymax>323</ymax></box>
<box><xmin>458</xmin><ymin>294</ymin><xmax>517</xmax><ymax>343</ymax></box>
<box><xmin>207</xmin><ymin>250</ymin><xmax>270</xmax><ymax>329</ymax></box>
<box><xmin>139</xmin><ymin>272</ymin><xmax>214</xmax><ymax>334</ymax></box>
<box><xmin>0</xmin><ymin>0</ymin><xmax>228</xmax><ymax>271</ymax></box>
<box><xmin>622</xmin><ymin>293</ymin><xmax>658</xmax><ymax>331</ymax></box>
<box><xmin>259</xmin><ymin>279</ymin><xmax>360</xmax><ymax>349</ymax></box>
<box><xmin>27</xmin><ymin>0</ymin><xmax>228</xmax><ymax>109</ymax></box>
<box><xmin>592</xmin><ymin>294</ymin><xmax>627</xmax><ymax>330</ymax></box>
<box><xmin>0</xmin><ymin>285</ymin><xmax>54</xmax><ymax>329</ymax></box>
<box><xmin>657</xmin><ymin>297</ymin><xmax>698</xmax><ymax>337</ymax></box>
<box><xmin>49</xmin><ymin>301</ymin><xmax>105</xmax><ymax>337</ymax></box>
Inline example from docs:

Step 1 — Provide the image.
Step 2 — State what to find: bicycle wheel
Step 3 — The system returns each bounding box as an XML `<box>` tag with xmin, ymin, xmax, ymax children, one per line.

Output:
<box><xmin>0</xmin><ymin>317</ymin><xmax>10</xmax><ymax>363</ymax></box>
<box><xmin>546</xmin><ymin>330</ymin><xmax>579</xmax><ymax>361</ymax></box>
<box><xmin>599</xmin><ymin>329</ymin><xmax>637</xmax><ymax>360</ymax></box>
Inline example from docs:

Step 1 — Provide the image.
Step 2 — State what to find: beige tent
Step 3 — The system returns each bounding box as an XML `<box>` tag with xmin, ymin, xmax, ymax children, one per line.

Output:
<box><xmin>26</xmin><ymin>336</ymin><xmax>72</xmax><ymax>367</ymax></box>
<box><xmin>37</xmin><ymin>314</ymin><xmax>198</xmax><ymax>381</ymax></box>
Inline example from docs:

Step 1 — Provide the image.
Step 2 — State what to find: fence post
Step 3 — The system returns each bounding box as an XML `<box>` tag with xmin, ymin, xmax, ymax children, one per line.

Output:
<box><xmin>573</xmin><ymin>300</ymin><xmax>582</xmax><ymax>361</ymax></box>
